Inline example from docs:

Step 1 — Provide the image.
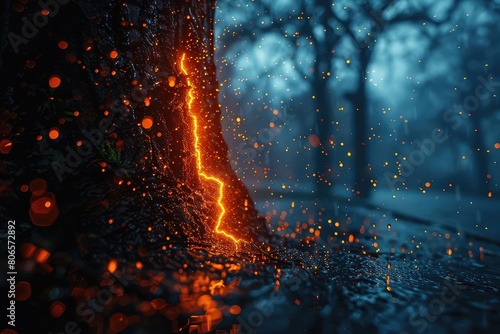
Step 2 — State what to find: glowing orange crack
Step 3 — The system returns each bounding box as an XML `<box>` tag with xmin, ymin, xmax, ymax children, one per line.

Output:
<box><xmin>180</xmin><ymin>53</ymin><xmax>242</xmax><ymax>246</ymax></box>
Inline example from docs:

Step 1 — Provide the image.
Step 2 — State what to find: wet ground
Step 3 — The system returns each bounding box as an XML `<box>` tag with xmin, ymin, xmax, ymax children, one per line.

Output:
<box><xmin>5</xmin><ymin>196</ymin><xmax>500</xmax><ymax>334</ymax></box>
<box><xmin>233</xmin><ymin>197</ymin><xmax>500</xmax><ymax>334</ymax></box>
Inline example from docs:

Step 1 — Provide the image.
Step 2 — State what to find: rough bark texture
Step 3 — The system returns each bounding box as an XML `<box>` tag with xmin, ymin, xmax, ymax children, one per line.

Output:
<box><xmin>0</xmin><ymin>0</ymin><xmax>268</xmax><ymax>261</ymax></box>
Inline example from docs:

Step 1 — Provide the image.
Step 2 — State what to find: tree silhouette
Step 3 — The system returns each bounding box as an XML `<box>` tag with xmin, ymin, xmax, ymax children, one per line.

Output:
<box><xmin>218</xmin><ymin>0</ymin><xmax>462</xmax><ymax>198</ymax></box>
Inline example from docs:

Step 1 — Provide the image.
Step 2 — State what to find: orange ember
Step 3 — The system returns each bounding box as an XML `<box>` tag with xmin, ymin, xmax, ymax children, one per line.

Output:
<box><xmin>0</xmin><ymin>139</ymin><xmax>13</xmax><ymax>154</ymax></box>
<box><xmin>180</xmin><ymin>53</ymin><xmax>242</xmax><ymax>246</ymax></box>
<box><xmin>108</xmin><ymin>259</ymin><xmax>118</xmax><ymax>273</ymax></box>
<box><xmin>50</xmin><ymin>301</ymin><xmax>66</xmax><ymax>318</ymax></box>
<box><xmin>35</xmin><ymin>249</ymin><xmax>50</xmax><ymax>263</ymax></box>
<box><xmin>141</xmin><ymin>116</ymin><xmax>154</xmax><ymax>129</ymax></box>
<box><xmin>58</xmin><ymin>41</ymin><xmax>68</xmax><ymax>50</ymax></box>
<box><xmin>49</xmin><ymin>75</ymin><xmax>61</xmax><ymax>89</ymax></box>
<box><xmin>168</xmin><ymin>75</ymin><xmax>176</xmax><ymax>87</ymax></box>
<box><xmin>49</xmin><ymin>128</ymin><xmax>59</xmax><ymax>140</ymax></box>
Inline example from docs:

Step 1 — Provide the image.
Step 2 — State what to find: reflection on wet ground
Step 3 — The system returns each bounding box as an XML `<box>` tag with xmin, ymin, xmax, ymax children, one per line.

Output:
<box><xmin>11</xmin><ymin>198</ymin><xmax>500</xmax><ymax>334</ymax></box>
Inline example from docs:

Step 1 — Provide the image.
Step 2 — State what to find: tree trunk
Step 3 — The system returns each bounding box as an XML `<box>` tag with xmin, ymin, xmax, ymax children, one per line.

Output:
<box><xmin>312</xmin><ymin>7</ymin><xmax>336</xmax><ymax>198</ymax></box>
<box><xmin>313</xmin><ymin>77</ymin><xmax>333</xmax><ymax>197</ymax></box>
<box><xmin>349</xmin><ymin>47</ymin><xmax>371</xmax><ymax>198</ymax></box>
<box><xmin>0</xmin><ymin>0</ymin><xmax>267</xmax><ymax>260</ymax></box>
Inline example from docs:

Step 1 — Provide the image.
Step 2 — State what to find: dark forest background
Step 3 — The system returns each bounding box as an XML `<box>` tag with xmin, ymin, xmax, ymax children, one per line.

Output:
<box><xmin>216</xmin><ymin>0</ymin><xmax>500</xmax><ymax>202</ymax></box>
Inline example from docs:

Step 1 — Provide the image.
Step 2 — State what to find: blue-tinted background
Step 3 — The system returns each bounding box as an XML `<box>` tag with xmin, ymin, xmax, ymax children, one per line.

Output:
<box><xmin>215</xmin><ymin>0</ymin><xmax>500</xmax><ymax>240</ymax></box>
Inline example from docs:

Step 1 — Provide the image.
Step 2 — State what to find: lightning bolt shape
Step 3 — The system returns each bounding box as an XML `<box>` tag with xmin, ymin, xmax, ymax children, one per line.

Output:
<box><xmin>180</xmin><ymin>53</ymin><xmax>242</xmax><ymax>246</ymax></box>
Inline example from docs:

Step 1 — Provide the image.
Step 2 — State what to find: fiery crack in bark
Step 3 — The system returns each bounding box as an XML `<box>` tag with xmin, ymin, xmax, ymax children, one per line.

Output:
<box><xmin>180</xmin><ymin>53</ymin><xmax>242</xmax><ymax>247</ymax></box>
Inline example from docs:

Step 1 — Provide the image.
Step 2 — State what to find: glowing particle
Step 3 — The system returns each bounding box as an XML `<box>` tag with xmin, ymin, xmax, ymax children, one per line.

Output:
<box><xmin>58</xmin><ymin>41</ymin><xmax>68</xmax><ymax>50</ymax></box>
<box><xmin>109</xmin><ymin>313</ymin><xmax>128</xmax><ymax>332</ymax></box>
<box><xmin>308</xmin><ymin>134</ymin><xmax>320</xmax><ymax>147</ymax></box>
<box><xmin>0</xmin><ymin>139</ymin><xmax>13</xmax><ymax>154</ymax></box>
<box><xmin>141</xmin><ymin>116</ymin><xmax>154</xmax><ymax>129</ymax></box>
<box><xmin>35</xmin><ymin>249</ymin><xmax>50</xmax><ymax>263</ymax></box>
<box><xmin>50</xmin><ymin>301</ymin><xmax>66</xmax><ymax>318</ymax></box>
<box><xmin>108</xmin><ymin>259</ymin><xmax>117</xmax><ymax>273</ymax></box>
<box><xmin>49</xmin><ymin>75</ymin><xmax>61</xmax><ymax>88</ymax></box>
<box><xmin>49</xmin><ymin>128</ymin><xmax>59</xmax><ymax>140</ymax></box>
<box><xmin>229</xmin><ymin>305</ymin><xmax>241</xmax><ymax>315</ymax></box>
<box><xmin>168</xmin><ymin>75</ymin><xmax>176</xmax><ymax>87</ymax></box>
<box><xmin>109</xmin><ymin>50</ymin><xmax>119</xmax><ymax>59</ymax></box>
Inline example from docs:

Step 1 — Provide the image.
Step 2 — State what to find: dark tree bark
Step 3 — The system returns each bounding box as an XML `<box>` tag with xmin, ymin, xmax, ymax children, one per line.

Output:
<box><xmin>347</xmin><ymin>47</ymin><xmax>372</xmax><ymax>198</ymax></box>
<box><xmin>0</xmin><ymin>0</ymin><xmax>268</xmax><ymax>262</ymax></box>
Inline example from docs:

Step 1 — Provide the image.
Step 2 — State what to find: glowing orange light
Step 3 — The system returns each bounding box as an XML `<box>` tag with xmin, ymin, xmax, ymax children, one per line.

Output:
<box><xmin>109</xmin><ymin>312</ymin><xmax>128</xmax><ymax>332</ymax></box>
<box><xmin>0</xmin><ymin>139</ymin><xmax>13</xmax><ymax>154</ymax></box>
<box><xmin>230</xmin><ymin>305</ymin><xmax>242</xmax><ymax>315</ymax></box>
<box><xmin>49</xmin><ymin>75</ymin><xmax>61</xmax><ymax>88</ymax></box>
<box><xmin>35</xmin><ymin>249</ymin><xmax>50</xmax><ymax>263</ymax></box>
<box><xmin>308</xmin><ymin>134</ymin><xmax>320</xmax><ymax>148</ymax></box>
<box><xmin>142</xmin><ymin>116</ymin><xmax>154</xmax><ymax>129</ymax></box>
<box><xmin>49</xmin><ymin>128</ymin><xmax>59</xmax><ymax>140</ymax></box>
<box><xmin>110</xmin><ymin>50</ymin><xmax>119</xmax><ymax>59</ymax></box>
<box><xmin>58</xmin><ymin>41</ymin><xmax>68</xmax><ymax>50</ymax></box>
<box><xmin>168</xmin><ymin>75</ymin><xmax>176</xmax><ymax>87</ymax></box>
<box><xmin>50</xmin><ymin>301</ymin><xmax>66</xmax><ymax>318</ymax></box>
<box><xmin>20</xmin><ymin>243</ymin><xmax>37</xmax><ymax>258</ymax></box>
<box><xmin>180</xmin><ymin>53</ymin><xmax>242</xmax><ymax>246</ymax></box>
<box><xmin>108</xmin><ymin>259</ymin><xmax>117</xmax><ymax>273</ymax></box>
